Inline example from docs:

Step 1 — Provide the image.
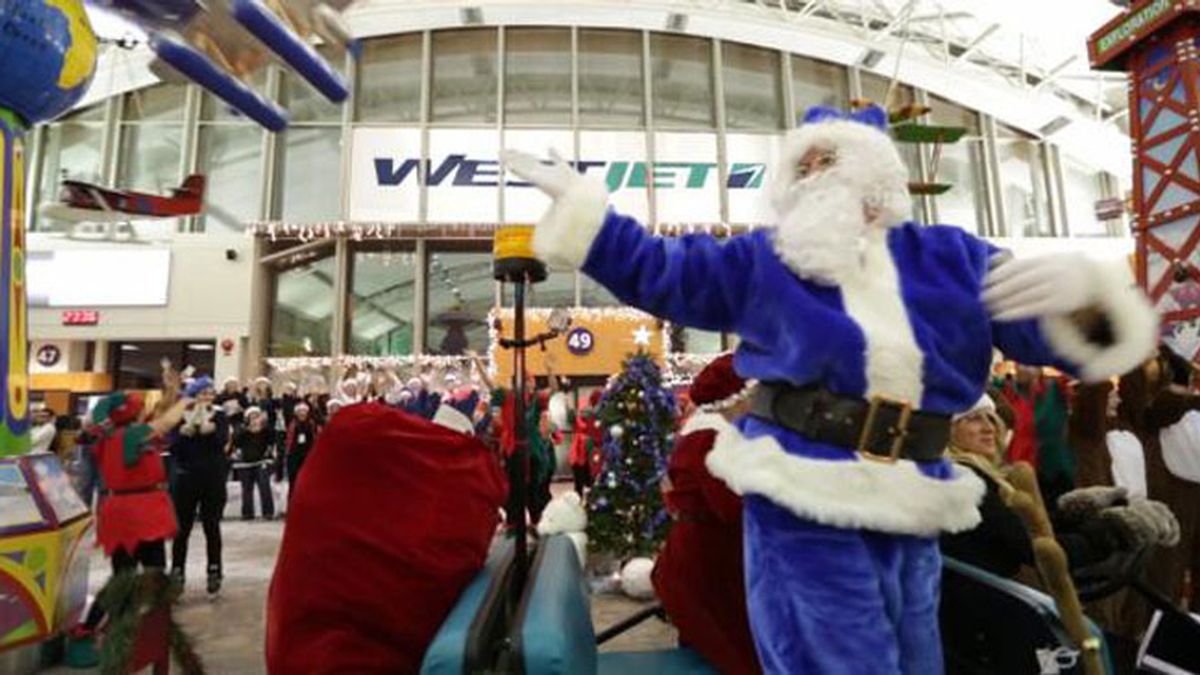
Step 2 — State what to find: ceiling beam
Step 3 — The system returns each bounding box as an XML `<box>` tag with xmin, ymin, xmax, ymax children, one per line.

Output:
<box><xmin>954</xmin><ymin>23</ymin><xmax>999</xmax><ymax>63</ymax></box>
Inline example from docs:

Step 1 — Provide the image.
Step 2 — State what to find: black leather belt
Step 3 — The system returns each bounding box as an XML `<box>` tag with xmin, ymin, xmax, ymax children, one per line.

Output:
<box><xmin>750</xmin><ymin>383</ymin><xmax>950</xmax><ymax>463</ymax></box>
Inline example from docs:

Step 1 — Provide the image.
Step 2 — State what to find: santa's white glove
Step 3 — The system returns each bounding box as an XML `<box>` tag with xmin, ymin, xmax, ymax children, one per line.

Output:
<box><xmin>983</xmin><ymin>253</ymin><xmax>1096</xmax><ymax>321</ymax></box>
<box><xmin>499</xmin><ymin>148</ymin><xmax>610</xmax><ymax>270</ymax></box>
<box><xmin>502</xmin><ymin>148</ymin><xmax>578</xmax><ymax>198</ymax></box>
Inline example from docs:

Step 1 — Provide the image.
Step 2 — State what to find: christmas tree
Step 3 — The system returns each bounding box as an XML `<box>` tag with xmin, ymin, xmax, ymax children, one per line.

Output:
<box><xmin>587</xmin><ymin>352</ymin><xmax>677</xmax><ymax>558</ymax></box>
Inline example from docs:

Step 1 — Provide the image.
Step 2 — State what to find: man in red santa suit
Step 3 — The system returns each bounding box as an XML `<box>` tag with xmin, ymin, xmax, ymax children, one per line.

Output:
<box><xmin>652</xmin><ymin>354</ymin><xmax>760</xmax><ymax>675</ymax></box>
<box><xmin>265</xmin><ymin>401</ymin><xmax>506</xmax><ymax>674</ymax></box>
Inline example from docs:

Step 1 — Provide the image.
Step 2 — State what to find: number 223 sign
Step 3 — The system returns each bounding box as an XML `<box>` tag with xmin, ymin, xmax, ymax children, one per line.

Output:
<box><xmin>566</xmin><ymin>327</ymin><xmax>595</xmax><ymax>356</ymax></box>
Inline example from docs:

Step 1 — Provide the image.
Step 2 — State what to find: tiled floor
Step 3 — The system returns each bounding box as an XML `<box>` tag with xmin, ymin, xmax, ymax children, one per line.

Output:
<box><xmin>38</xmin><ymin>482</ymin><xmax>676</xmax><ymax>674</ymax></box>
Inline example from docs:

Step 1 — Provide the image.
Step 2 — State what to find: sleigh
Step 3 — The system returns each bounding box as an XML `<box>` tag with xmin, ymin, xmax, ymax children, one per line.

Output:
<box><xmin>420</xmin><ymin>533</ymin><xmax>1117</xmax><ymax>674</ymax></box>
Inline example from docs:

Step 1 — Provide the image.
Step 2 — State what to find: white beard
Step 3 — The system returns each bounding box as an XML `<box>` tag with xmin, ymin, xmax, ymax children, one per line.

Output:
<box><xmin>770</xmin><ymin>178</ymin><xmax>870</xmax><ymax>286</ymax></box>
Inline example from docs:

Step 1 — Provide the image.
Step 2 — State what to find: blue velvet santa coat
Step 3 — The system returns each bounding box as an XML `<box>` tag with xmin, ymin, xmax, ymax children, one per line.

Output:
<box><xmin>575</xmin><ymin>210</ymin><xmax>1104</xmax><ymax>674</ymax></box>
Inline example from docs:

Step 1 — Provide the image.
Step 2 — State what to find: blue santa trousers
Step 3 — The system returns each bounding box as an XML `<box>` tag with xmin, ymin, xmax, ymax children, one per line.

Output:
<box><xmin>744</xmin><ymin>495</ymin><xmax>944</xmax><ymax>675</ymax></box>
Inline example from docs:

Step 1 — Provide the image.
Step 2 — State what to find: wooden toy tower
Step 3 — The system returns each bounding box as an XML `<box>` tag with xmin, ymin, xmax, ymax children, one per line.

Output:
<box><xmin>1089</xmin><ymin>0</ymin><xmax>1200</xmax><ymax>357</ymax></box>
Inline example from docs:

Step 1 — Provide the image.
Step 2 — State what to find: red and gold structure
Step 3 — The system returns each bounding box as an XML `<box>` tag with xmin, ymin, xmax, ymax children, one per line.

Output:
<box><xmin>1089</xmin><ymin>0</ymin><xmax>1200</xmax><ymax>357</ymax></box>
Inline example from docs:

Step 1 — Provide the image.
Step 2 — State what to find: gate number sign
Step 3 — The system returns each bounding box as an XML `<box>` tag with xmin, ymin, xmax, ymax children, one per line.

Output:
<box><xmin>566</xmin><ymin>327</ymin><xmax>595</xmax><ymax>356</ymax></box>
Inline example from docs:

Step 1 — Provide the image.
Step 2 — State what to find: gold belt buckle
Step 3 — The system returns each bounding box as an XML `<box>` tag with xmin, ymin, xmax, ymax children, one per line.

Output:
<box><xmin>856</xmin><ymin>395</ymin><xmax>914</xmax><ymax>464</ymax></box>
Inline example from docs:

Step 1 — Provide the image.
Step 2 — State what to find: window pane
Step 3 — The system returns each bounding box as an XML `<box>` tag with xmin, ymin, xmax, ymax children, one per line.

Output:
<box><xmin>357</xmin><ymin>34</ymin><xmax>423</xmax><ymax>123</ymax></box>
<box><xmin>503</xmin><ymin>270</ymin><xmax>575</xmax><ymax>308</ymax></box>
<box><xmin>791</xmin><ymin>56</ymin><xmax>847</xmax><ymax>121</ymax></box>
<box><xmin>426</xmin><ymin>251</ymin><xmax>495</xmax><ymax>355</ymax></box>
<box><xmin>722</xmin><ymin>42</ymin><xmax>782</xmax><ymax>130</ymax></box>
<box><xmin>35</xmin><ymin>122</ymin><xmax>104</xmax><ymax>231</ymax></box>
<box><xmin>934</xmin><ymin>141</ymin><xmax>986</xmax><ymax>233</ymax></box>
<box><xmin>351</xmin><ymin>244</ymin><xmax>417</xmax><ymax>355</ymax></box>
<box><xmin>280</xmin><ymin>126</ymin><xmax>342</xmax><ymax>222</ymax></box>
<box><xmin>284</xmin><ymin>46</ymin><xmax>345</xmax><ymax>123</ymax></box>
<box><xmin>117</xmin><ymin>124</ymin><xmax>183</xmax><ymax>190</ymax></box>
<box><xmin>504</xmin><ymin>28</ymin><xmax>571</xmax><ymax>125</ymax></box>
<box><xmin>650</xmin><ymin>33</ymin><xmax>714</xmax><ymax>129</ymax></box>
<box><xmin>123</xmin><ymin>84</ymin><xmax>186</xmax><ymax>122</ymax></box>
<box><xmin>998</xmin><ymin>126</ymin><xmax>1051</xmax><ymax>237</ymax></box>
<box><xmin>928</xmin><ymin>95</ymin><xmax>980</xmax><ymax>135</ymax></box>
<box><xmin>1062</xmin><ymin>157</ymin><xmax>1108</xmax><ymax>237</ymax></box>
<box><xmin>430</xmin><ymin>29</ymin><xmax>498</xmax><ymax>124</ymax></box>
<box><xmin>580</xmin><ymin>275</ymin><xmax>619</xmax><ymax>307</ymax></box>
<box><xmin>579</xmin><ymin>29</ymin><xmax>644</xmax><ymax>127</ymax></box>
<box><xmin>860</xmin><ymin>73</ymin><xmax>913</xmax><ymax>110</ymax></box>
<box><xmin>271</xmin><ymin>254</ymin><xmax>336</xmax><ymax>356</ymax></box>
<box><xmin>197</xmin><ymin>125</ymin><xmax>263</xmax><ymax>232</ymax></box>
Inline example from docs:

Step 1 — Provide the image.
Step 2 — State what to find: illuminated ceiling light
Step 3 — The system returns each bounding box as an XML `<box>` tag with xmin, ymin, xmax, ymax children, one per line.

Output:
<box><xmin>460</xmin><ymin>7</ymin><xmax>483</xmax><ymax>25</ymax></box>
<box><xmin>857</xmin><ymin>48</ymin><xmax>886</xmax><ymax>69</ymax></box>
<box><xmin>187</xmin><ymin>343</ymin><xmax>215</xmax><ymax>351</ymax></box>
<box><xmin>1038</xmin><ymin>116</ymin><xmax>1072</xmax><ymax>136</ymax></box>
<box><xmin>665</xmin><ymin>12</ymin><xmax>688</xmax><ymax>32</ymax></box>
<box><xmin>120</xmin><ymin>344</ymin><xmax>140</xmax><ymax>352</ymax></box>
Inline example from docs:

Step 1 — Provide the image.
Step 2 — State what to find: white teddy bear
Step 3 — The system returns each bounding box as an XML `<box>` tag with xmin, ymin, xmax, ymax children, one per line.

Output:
<box><xmin>537</xmin><ymin>491</ymin><xmax>588</xmax><ymax>566</ymax></box>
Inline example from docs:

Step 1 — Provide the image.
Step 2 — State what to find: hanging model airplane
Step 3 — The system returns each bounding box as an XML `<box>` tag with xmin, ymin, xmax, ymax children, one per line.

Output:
<box><xmin>40</xmin><ymin>174</ymin><xmax>206</xmax><ymax>223</ymax></box>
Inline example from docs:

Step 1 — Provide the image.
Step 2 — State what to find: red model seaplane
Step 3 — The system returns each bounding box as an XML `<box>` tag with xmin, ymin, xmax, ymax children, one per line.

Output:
<box><xmin>40</xmin><ymin>175</ymin><xmax>206</xmax><ymax>223</ymax></box>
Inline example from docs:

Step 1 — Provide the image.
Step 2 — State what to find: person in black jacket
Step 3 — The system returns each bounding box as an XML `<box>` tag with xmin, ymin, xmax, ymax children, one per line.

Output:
<box><xmin>284</xmin><ymin>402</ymin><xmax>320</xmax><ymax>497</ymax></box>
<box><xmin>941</xmin><ymin>394</ymin><xmax>1179</xmax><ymax>580</ymax></box>
<box><xmin>234</xmin><ymin>407</ymin><xmax>275</xmax><ymax>521</ymax></box>
<box><xmin>171</xmin><ymin>376</ymin><xmax>231</xmax><ymax>595</ymax></box>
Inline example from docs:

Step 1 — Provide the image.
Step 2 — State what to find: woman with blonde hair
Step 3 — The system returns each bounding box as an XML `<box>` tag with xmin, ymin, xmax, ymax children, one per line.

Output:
<box><xmin>941</xmin><ymin>394</ymin><xmax>1178</xmax><ymax>581</ymax></box>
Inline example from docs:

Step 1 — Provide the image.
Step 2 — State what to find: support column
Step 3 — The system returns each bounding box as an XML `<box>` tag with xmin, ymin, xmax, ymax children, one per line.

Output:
<box><xmin>0</xmin><ymin>111</ymin><xmax>30</xmax><ymax>454</ymax></box>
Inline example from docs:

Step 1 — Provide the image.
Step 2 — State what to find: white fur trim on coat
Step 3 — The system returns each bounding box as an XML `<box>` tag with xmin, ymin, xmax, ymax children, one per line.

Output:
<box><xmin>1041</xmin><ymin>259</ymin><xmax>1159</xmax><ymax>382</ymax></box>
<box><xmin>532</xmin><ymin>174</ymin><xmax>610</xmax><ymax>270</ymax></box>
<box><xmin>703</xmin><ymin>416</ymin><xmax>985</xmax><ymax>537</ymax></box>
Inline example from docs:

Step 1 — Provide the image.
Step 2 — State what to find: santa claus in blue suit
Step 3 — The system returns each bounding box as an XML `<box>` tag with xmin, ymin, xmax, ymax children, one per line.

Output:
<box><xmin>503</xmin><ymin>105</ymin><xmax>1158</xmax><ymax>674</ymax></box>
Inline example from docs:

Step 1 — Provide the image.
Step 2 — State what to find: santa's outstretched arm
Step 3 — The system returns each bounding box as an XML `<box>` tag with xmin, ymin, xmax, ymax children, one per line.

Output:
<box><xmin>503</xmin><ymin>149</ymin><xmax>760</xmax><ymax>333</ymax></box>
<box><xmin>983</xmin><ymin>248</ymin><xmax>1158</xmax><ymax>382</ymax></box>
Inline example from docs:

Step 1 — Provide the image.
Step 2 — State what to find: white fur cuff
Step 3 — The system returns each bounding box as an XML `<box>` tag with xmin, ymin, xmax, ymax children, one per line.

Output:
<box><xmin>1042</xmin><ymin>260</ymin><xmax>1159</xmax><ymax>382</ymax></box>
<box><xmin>703</xmin><ymin>417</ymin><xmax>986</xmax><ymax>537</ymax></box>
<box><xmin>532</xmin><ymin>174</ymin><xmax>610</xmax><ymax>270</ymax></box>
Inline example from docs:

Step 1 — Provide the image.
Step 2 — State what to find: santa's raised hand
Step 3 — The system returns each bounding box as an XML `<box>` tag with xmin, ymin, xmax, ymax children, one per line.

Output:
<box><xmin>502</xmin><ymin>148</ymin><xmax>609</xmax><ymax>269</ymax></box>
<box><xmin>984</xmin><ymin>252</ymin><xmax>1097</xmax><ymax>321</ymax></box>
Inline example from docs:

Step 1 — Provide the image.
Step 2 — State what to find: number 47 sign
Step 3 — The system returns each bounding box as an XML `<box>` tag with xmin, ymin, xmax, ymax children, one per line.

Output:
<box><xmin>566</xmin><ymin>327</ymin><xmax>595</xmax><ymax>356</ymax></box>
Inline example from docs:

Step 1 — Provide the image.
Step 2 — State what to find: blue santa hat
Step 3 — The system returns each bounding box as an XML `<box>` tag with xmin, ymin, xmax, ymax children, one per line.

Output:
<box><xmin>185</xmin><ymin>376</ymin><xmax>215</xmax><ymax>398</ymax></box>
<box><xmin>800</xmin><ymin>104</ymin><xmax>889</xmax><ymax>131</ymax></box>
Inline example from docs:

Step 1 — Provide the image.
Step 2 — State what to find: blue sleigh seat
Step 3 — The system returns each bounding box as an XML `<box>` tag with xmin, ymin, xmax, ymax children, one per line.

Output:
<box><xmin>511</xmin><ymin>535</ymin><xmax>715</xmax><ymax>675</ymax></box>
<box><xmin>940</xmin><ymin>557</ymin><xmax>1113</xmax><ymax>675</ymax></box>
<box><xmin>420</xmin><ymin>538</ymin><xmax>517</xmax><ymax>674</ymax></box>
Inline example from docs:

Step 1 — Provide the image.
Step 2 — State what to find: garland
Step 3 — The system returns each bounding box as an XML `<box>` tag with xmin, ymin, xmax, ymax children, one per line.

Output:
<box><xmin>97</xmin><ymin>570</ymin><xmax>204</xmax><ymax>675</ymax></box>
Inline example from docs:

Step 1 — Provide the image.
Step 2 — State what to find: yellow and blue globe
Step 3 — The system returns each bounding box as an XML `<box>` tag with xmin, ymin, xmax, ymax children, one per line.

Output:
<box><xmin>0</xmin><ymin>0</ymin><xmax>97</xmax><ymax>126</ymax></box>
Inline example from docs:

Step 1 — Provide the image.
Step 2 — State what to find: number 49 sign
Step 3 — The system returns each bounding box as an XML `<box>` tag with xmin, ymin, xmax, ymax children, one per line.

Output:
<box><xmin>566</xmin><ymin>327</ymin><xmax>595</xmax><ymax>356</ymax></box>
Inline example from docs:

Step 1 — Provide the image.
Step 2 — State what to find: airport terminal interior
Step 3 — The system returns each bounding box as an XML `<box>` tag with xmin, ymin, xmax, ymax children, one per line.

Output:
<box><xmin>3</xmin><ymin>1</ymin><xmax>1200</xmax><ymax>674</ymax></box>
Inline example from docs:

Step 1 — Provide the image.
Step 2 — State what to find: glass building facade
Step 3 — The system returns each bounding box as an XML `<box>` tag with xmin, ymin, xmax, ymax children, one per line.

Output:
<box><xmin>25</xmin><ymin>27</ymin><xmax>1128</xmax><ymax>362</ymax></box>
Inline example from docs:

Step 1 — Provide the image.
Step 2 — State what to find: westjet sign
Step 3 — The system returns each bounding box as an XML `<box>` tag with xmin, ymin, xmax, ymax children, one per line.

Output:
<box><xmin>372</xmin><ymin>155</ymin><xmax>767</xmax><ymax>191</ymax></box>
<box><xmin>348</xmin><ymin>127</ymin><xmax>778</xmax><ymax>224</ymax></box>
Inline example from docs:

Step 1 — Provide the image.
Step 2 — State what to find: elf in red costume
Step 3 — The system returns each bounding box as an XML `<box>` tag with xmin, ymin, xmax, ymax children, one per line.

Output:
<box><xmin>75</xmin><ymin>373</ymin><xmax>191</xmax><ymax>633</ymax></box>
<box><xmin>652</xmin><ymin>354</ymin><xmax>761</xmax><ymax>675</ymax></box>
<box><xmin>568</xmin><ymin>389</ymin><xmax>605</xmax><ymax>496</ymax></box>
<box><xmin>266</xmin><ymin>402</ymin><xmax>506</xmax><ymax>674</ymax></box>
